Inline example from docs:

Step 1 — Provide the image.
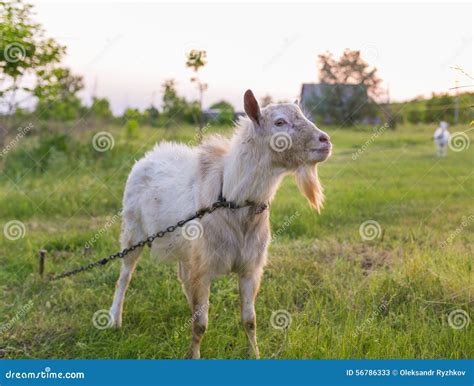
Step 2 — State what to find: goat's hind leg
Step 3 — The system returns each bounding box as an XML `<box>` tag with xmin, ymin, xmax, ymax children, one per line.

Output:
<box><xmin>185</xmin><ymin>272</ymin><xmax>211</xmax><ymax>359</ymax></box>
<box><xmin>177</xmin><ymin>261</ymin><xmax>193</xmax><ymax>308</ymax></box>
<box><xmin>110</xmin><ymin>232</ymin><xmax>143</xmax><ymax>328</ymax></box>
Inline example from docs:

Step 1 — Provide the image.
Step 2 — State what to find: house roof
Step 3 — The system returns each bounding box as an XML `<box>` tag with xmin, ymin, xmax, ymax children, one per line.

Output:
<box><xmin>301</xmin><ymin>83</ymin><xmax>368</xmax><ymax>103</ymax></box>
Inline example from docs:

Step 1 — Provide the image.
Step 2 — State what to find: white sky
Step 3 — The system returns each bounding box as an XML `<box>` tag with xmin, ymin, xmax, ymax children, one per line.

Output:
<box><xmin>30</xmin><ymin>1</ymin><xmax>473</xmax><ymax>114</ymax></box>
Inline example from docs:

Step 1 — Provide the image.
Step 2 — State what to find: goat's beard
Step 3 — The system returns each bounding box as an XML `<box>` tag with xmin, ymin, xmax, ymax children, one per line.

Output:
<box><xmin>295</xmin><ymin>165</ymin><xmax>324</xmax><ymax>213</ymax></box>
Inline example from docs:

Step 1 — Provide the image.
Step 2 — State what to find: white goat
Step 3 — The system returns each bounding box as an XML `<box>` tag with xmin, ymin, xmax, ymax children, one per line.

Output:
<box><xmin>433</xmin><ymin>121</ymin><xmax>450</xmax><ymax>157</ymax></box>
<box><xmin>110</xmin><ymin>90</ymin><xmax>332</xmax><ymax>358</ymax></box>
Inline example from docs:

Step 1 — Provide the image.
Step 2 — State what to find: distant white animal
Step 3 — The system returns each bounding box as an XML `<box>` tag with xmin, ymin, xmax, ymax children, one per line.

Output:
<box><xmin>109</xmin><ymin>89</ymin><xmax>332</xmax><ymax>359</ymax></box>
<box><xmin>433</xmin><ymin>121</ymin><xmax>450</xmax><ymax>157</ymax></box>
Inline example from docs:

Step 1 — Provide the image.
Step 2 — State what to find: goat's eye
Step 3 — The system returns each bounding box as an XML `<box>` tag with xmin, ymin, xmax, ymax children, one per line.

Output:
<box><xmin>275</xmin><ymin>119</ymin><xmax>286</xmax><ymax>127</ymax></box>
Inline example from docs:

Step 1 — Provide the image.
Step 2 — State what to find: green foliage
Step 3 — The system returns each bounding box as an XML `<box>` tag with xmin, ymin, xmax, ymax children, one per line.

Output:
<box><xmin>126</xmin><ymin>119</ymin><xmax>139</xmax><ymax>139</ymax></box>
<box><xmin>161</xmin><ymin>80</ymin><xmax>187</xmax><ymax>120</ymax></box>
<box><xmin>123</xmin><ymin>107</ymin><xmax>140</xmax><ymax>121</ymax></box>
<box><xmin>143</xmin><ymin>105</ymin><xmax>160</xmax><ymax>127</ymax></box>
<box><xmin>122</xmin><ymin>108</ymin><xmax>140</xmax><ymax>138</ymax></box>
<box><xmin>33</xmin><ymin>67</ymin><xmax>85</xmax><ymax>121</ymax></box>
<box><xmin>185</xmin><ymin>49</ymin><xmax>208</xmax><ymax>129</ymax></box>
<box><xmin>210</xmin><ymin>100</ymin><xmax>235</xmax><ymax>125</ymax></box>
<box><xmin>0</xmin><ymin>0</ymin><xmax>66</xmax><ymax>112</ymax></box>
<box><xmin>185</xmin><ymin>49</ymin><xmax>207</xmax><ymax>72</ymax></box>
<box><xmin>4</xmin><ymin>132</ymin><xmax>71</xmax><ymax>174</ymax></box>
<box><xmin>90</xmin><ymin>97</ymin><xmax>113</xmax><ymax>121</ymax></box>
<box><xmin>394</xmin><ymin>93</ymin><xmax>473</xmax><ymax>125</ymax></box>
<box><xmin>161</xmin><ymin>79</ymin><xmax>200</xmax><ymax>126</ymax></box>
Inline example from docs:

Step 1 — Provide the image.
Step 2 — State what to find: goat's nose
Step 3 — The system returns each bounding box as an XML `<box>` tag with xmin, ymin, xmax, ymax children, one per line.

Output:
<box><xmin>319</xmin><ymin>134</ymin><xmax>330</xmax><ymax>143</ymax></box>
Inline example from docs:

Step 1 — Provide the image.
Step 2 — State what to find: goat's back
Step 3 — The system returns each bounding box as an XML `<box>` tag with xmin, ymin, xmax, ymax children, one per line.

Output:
<box><xmin>121</xmin><ymin>142</ymin><xmax>200</xmax><ymax>244</ymax></box>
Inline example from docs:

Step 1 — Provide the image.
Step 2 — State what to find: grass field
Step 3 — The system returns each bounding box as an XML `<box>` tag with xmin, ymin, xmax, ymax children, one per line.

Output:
<box><xmin>0</xmin><ymin>121</ymin><xmax>472</xmax><ymax>359</ymax></box>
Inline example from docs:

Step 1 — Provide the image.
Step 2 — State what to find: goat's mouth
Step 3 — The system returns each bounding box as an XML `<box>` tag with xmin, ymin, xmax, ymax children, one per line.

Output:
<box><xmin>309</xmin><ymin>146</ymin><xmax>332</xmax><ymax>161</ymax></box>
<box><xmin>310</xmin><ymin>146</ymin><xmax>332</xmax><ymax>154</ymax></box>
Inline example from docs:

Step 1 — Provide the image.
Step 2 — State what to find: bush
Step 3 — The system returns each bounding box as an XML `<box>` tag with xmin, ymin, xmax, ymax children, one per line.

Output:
<box><xmin>126</xmin><ymin>119</ymin><xmax>139</xmax><ymax>139</ymax></box>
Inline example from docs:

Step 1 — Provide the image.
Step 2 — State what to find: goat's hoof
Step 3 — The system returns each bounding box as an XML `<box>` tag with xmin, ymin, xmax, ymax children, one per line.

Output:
<box><xmin>108</xmin><ymin>312</ymin><xmax>122</xmax><ymax>328</ymax></box>
<box><xmin>184</xmin><ymin>349</ymin><xmax>200</xmax><ymax>359</ymax></box>
<box><xmin>247</xmin><ymin>348</ymin><xmax>260</xmax><ymax>359</ymax></box>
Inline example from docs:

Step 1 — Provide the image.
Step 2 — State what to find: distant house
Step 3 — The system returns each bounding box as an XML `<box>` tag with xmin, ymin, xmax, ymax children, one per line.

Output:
<box><xmin>203</xmin><ymin>108</ymin><xmax>246</xmax><ymax>122</ymax></box>
<box><xmin>202</xmin><ymin>108</ymin><xmax>221</xmax><ymax>121</ymax></box>
<box><xmin>300</xmin><ymin>83</ymin><xmax>380</xmax><ymax>125</ymax></box>
<box><xmin>301</xmin><ymin>83</ymin><xmax>368</xmax><ymax>105</ymax></box>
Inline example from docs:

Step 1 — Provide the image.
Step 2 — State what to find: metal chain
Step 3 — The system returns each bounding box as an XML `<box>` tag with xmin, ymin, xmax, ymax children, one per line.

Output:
<box><xmin>49</xmin><ymin>198</ymin><xmax>267</xmax><ymax>281</ymax></box>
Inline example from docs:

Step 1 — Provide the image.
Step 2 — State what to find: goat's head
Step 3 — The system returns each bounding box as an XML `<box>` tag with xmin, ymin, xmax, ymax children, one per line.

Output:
<box><xmin>243</xmin><ymin>89</ymin><xmax>332</xmax><ymax>212</ymax></box>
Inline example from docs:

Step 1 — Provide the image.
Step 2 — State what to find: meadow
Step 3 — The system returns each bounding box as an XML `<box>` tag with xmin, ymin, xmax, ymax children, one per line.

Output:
<box><xmin>0</xmin><ymin>120</ymin><xmax>472</xmax><ymax>359</ymax></box>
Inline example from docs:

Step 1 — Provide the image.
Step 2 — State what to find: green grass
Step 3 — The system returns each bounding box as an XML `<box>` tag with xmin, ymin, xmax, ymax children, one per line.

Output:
<box><xmin>0</xmin><ymin>121</ymin><xmax>472</xmax><ymax>359</ymax></box>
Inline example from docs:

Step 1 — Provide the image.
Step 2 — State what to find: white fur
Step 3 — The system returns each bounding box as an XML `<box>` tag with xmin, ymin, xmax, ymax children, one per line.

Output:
<box><xmin>433</xmin><ymin>121</ymin><xmax>450</xmax><ymax>157</ymax></box>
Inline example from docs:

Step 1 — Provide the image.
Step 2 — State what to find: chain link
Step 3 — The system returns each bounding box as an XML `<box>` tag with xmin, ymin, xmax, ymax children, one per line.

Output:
<box><xmin>49</xmin><ymin>198</ymin><xmax>267</xmax><ymax>281</ymax></box>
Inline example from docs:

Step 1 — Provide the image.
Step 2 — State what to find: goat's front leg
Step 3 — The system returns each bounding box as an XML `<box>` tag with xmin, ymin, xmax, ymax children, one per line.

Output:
<box><xmin>239</xmin><ymin>272</ymin><xmax>262</xmax><ymax>359</ymax></box>
<box><xmin>185</xmin><ymin>273</ymin><xmax>211</xmax><ymax>359</ymax></box>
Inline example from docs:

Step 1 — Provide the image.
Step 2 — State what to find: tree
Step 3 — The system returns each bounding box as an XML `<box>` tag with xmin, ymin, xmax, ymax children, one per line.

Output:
<box><xmin>186</xmin><ymin>49</ymin><xmax>207</xmax><ymax>131</ymax></box>
<box><xmin>90</xmin><ymin>96</ymin><xmax>113</xmax><ymax>121</ymax></box>
<box><xmin>33</xmin><ymin>67</ymin><xmax>84</xmax><ymax>121</ymax></box>
<box><xmin>159</xmin><ymin>79</ymin><xmax>203</xmax><ymax>130</ymax></box>
<box><xmin>311</xmin><ymin>49</ymin><xmax>382</xmax><ymax>125</ymax></box>
<box><xmin>210</xmin><ymin>100</ymin><xmax>235</xmax><ymax>125</ymax></box>
<box><xmin>143</xmin><ymin>105</ymin><xmax>159</xmax><ymax>127</ymax></box>
<box><xmin>318</xmin><ymin>49</ymin><xmax>381</xmax><ymax>97</ymax></box>
<box><xmin>122</xmin><ymin>107</ymin><xmax>140</xmax><ymax>138</ymax></box>
<box><xmin>161</xmin><ymin>79</ymin><xmax>186</xmax><ymax>122</ymax></box>
<box><xmin>0</xmin><ymin>0</ymin><xmax>66</xmax><ymax>115</ymax></box>
<box><xmin>423</xmin><ymin>93</ymin><xmax>454</xmax><ymax>124</ymax></box>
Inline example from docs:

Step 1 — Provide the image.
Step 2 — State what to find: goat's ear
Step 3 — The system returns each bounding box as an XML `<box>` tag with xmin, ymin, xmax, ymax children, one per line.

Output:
<box><xmin>295</xmin><ymin>165</ymin><xmax>324</xmax><ymax>213</ymax></box>
<box><xmin>244</xmin><ymin>89</ymin><xmax>261</xmax><ymax>127</ymax></box>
